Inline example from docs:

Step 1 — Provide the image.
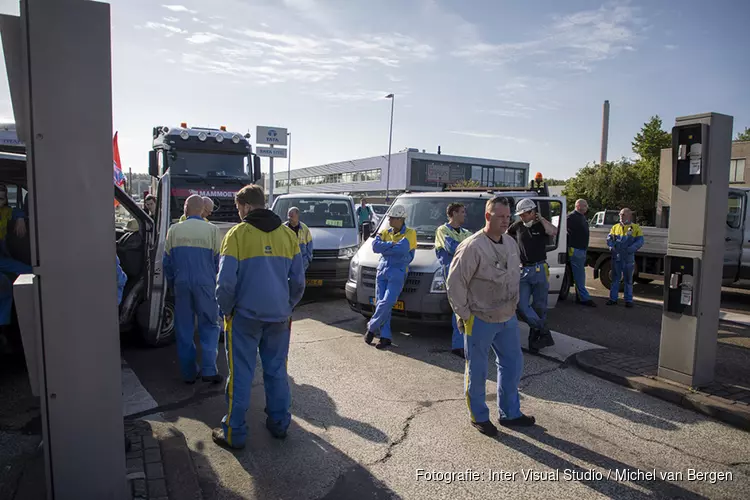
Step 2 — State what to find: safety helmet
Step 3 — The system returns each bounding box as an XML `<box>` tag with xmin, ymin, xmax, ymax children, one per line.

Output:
<box><xmin>388</xmin><ymin>205</ymin><xmax>407</xmax><ymax>219</ymax></box>
<box><xmin>515</xmin><ymin>198</ymin><xmax>537</xmax><ymax>216</ymax></box>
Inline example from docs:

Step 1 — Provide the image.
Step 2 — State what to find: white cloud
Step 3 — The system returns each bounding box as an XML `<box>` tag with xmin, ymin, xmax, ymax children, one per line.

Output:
<box><xmin>186</xmin><ymin>32</ymin><xmax>223</xmax><ymax>44</ymax></box>
<box><xmin>449</xmin><ymin>131</ymin><xmax>530</xmax><ymax>143</ymax></box>
<box><xmin>163</xmin><ymin>17</ymin><xmax>180</xmax><ymax>23</ymax></box>
<box><xmin>665</xmin><ymin>44</ymin><xmax>678</xmax><ymax>50</ymax></box>
<box><xmin>143</xmin><ymin>22</ymin><xmax>185</xmax><ymax>35</ymax></box>
<box><xmin>452</xmin><ymin>3</ymin><xmax>642</xmax><ymax>72</ymax></box>
<box><xmin>314</xmin><ymin>90</ymin><xmax>394</xmax><ymax>102</ymax></box>
<box><xmin>163</xmin><ymin>5</ymin><xmax>197</xmax><ymax>14</ymax></box>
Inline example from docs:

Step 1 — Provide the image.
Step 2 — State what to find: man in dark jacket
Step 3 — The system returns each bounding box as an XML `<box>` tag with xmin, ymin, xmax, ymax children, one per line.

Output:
<box><xmin>566</xmin><ymin>199</ymin><xmax>596</xmax><ymax>307</ymax></box>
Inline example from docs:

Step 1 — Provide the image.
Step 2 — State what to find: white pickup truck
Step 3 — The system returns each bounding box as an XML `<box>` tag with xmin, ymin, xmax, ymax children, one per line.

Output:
<box><xmin>583</xmin><ymin>188</ymin><xmax>750</xmax><ymax>290</ymax></box>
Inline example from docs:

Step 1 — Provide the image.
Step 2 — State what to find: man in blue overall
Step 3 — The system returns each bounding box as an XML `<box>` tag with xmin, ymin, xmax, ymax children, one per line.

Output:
<box><xmin>163</xmin><ymin>195</ymin><xmax>223</xmax><ymax>384</ymax></box>
<box><xmin>506</xmin><ymin>198</ymin><xmax>557</xmax><ymax>354</ymax></box>
<box><xmin>365</xmin><ymin>205</ymin><xmax>417</xmax><ymax>350</ymax></box>
<box><xmin>434</xmin><ymin>202</ymin><xmax>472</xmax><ymax>358</ymax></box>
<box><xmin>606</xmin><ymin>207</ymin><xmax>644</xmax><ymax>308</ymax></box>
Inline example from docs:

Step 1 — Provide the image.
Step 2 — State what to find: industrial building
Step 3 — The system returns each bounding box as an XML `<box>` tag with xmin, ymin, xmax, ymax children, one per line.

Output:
<box><xmin>268</xmin><ymin>148</ymin><xmax>530</xmax><ymax>202</ymax></box>
<box><xmin>657</xmin><ymin>140</ymin><xmax>750</xmax><ymax>227</ymax></box>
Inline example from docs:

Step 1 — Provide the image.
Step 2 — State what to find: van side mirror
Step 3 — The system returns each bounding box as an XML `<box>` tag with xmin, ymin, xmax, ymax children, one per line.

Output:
<box><xmin>148</xmin><ymin>151</ymin><xmax>158</xmax><ymax>177</ymax></box>
<box><xmin>253</xmin><ymin>155</ymin><xmax>262</xmax><ymax>183</ymax></box>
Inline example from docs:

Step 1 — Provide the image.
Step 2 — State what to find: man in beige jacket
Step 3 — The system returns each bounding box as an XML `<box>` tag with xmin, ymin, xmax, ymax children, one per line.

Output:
<box><xmin>446</xmin><ymin>196</ymin><xmax>536</xmax><ymax>436</ymax></box>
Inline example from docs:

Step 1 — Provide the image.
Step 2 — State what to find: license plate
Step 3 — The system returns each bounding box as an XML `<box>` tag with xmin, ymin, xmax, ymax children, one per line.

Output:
<box><xmin>369</xmin><ymin>297</ymin><xmax>405</xmax><ymax>311</ymax></box>
<box><xmin>306</xmin><ymin>279</ymin><xmax>323</xmax><ymax>286</ymax></box>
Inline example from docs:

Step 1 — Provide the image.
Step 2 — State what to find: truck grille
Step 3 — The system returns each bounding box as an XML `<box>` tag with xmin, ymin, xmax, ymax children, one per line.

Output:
<box><xmin>307</xmin><ymin>268</ymin><xmax>349</xmax><ymax>280</ymax></box>
<box><xmin>313</xmin><ymin>249</ymin><xmax>339</xmax><ymax>259</ymax></box>
<box><xmin>360</xmin><ymin>266</ymin><xmax>425</xmax><ymax>294</ymax></box>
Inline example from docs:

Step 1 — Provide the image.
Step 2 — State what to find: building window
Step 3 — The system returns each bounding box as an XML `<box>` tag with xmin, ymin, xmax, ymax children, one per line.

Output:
<box><xmin>281</xmin><ymin>168</ymin><xmax>381</xmax><ymax>188</ymax></box>
<box><xmin>730</xmin><ymin>159</ymin><xmax>746</xmax><ymax>184</ymax></box>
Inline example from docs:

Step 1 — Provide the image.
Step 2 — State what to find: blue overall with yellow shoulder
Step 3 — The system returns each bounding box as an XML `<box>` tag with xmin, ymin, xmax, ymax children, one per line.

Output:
<box><xmin>0</xmin><ymin>205</ymin><xmax>32</xmax><ymax>326</ymax></box>
<box><xmin>163</xmin><ymin>216</ymin><xmax>223</xmax><ymax>381</ymax></box>
<box><xmin>607</xmin><ymin>222</ymin><xmax>644</xmax><ymax>304</ymax></box>
<box><xmin>434</xmin><ymin>223</ymin><xmax>472</xmax><ymax>349</ymax></box>
<box><xmin>216</xmin><ymin>209</ymin><xmax>305</xmax><ymax>448</ymax></box>
<box><xmin>284</xmin><ymin>220</ymin><xmax>314</xmax><ymax>271</ymax></box>
<box><xmin>368</xmin><ymin>225</ymin><xmax>417</xmax><ymax>340</ymax></box>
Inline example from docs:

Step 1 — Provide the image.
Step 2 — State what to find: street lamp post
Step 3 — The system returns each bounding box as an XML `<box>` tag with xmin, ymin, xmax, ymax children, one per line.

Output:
<box><xmin>287</xmin><ymin>131</ymin><xmax>292</xmax><ymax>194</ymax></box>
<box><xmin>385</xmin><ymin>93</ymin><xmax>394</xmax><ymax>202</ymax></box>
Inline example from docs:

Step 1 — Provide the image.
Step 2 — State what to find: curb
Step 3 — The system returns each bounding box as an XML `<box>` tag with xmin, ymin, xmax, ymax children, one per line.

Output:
<box><xmin>148</xmin><ymin>420</ymin><xmax>203</xmax><ymax>500</ymax></box>
<box><xmin>573</xmin><ymin>349</ymin><xmax>750</xmax><ymax>432</ymax></box>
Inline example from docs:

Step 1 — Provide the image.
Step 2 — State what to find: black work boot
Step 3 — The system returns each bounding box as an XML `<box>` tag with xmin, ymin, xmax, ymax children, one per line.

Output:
<box><xmin>499</xmin><ymin>414</ymin><xmax>536</xmax><ymax>427</ymax></box>
<box><xmin>364</xmin><ymin>329</ymin><xmax>375</xmax><ymax>345</ymax></box>
<box><xmin>202</xmin><ymin>374</ymin><xmax>224</xmax><ymax>384</ymax></box>
<box><xmin>375</xmin><ymin>338</ymin><xmax>392</xmax><ymax>350</ymax></box>
<box><xmin>539</xmin><ymin>328</ymin><xmax>555</xmax><ymax>348</ymax></box>
<box><xmin>528</xmin><ymin>328</ymin><xmax>543</xmax><ymax>353</ymax></box>
<box><xmin>451</xmin><ymin>348</ymin><xmax>465</xmax><ymax>359</ymax></box>
<box><xmin>471</xmin><ymin>420</ymin><xmax>498</xmax><ymax>436</ymax></box>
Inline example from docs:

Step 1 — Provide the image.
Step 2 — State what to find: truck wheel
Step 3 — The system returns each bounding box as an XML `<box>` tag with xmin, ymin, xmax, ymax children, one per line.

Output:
<box><xmin>136</xmin><ymin>297</ymin><xmax>176</xmax><ymax>348</ymax></box>
<box><xmin>558</xmin><ymin>265</ymin><xmax>571</xmax><ymax>301</ymax></box>
<box><xmin>599</xmin><ymin>259</ymin><xmax>613</xmax><ymax>290</ymax></box>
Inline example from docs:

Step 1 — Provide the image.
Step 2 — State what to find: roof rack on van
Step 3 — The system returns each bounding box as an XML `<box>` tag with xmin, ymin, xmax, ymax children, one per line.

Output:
<box><xmin>441</xmin><ymin>179</ymin><xmax>549</xmax><ymax>197</ymax></box>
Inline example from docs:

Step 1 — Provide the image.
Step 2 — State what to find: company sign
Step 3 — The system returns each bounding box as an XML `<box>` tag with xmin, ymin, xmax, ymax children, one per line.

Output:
<box><xmin>256</xmin><ymin>147</ymin><xmax>288</xmax><ymax>159</ymax></box>
<box><xmin>256</xmin><ymin>126</ymin><xmax>288</xmax><ymax>146</ymax></box>
<box><xmin>171</xmin><ymin>188</ymin><xmax>240</xmax><ymax>198</ymax></box>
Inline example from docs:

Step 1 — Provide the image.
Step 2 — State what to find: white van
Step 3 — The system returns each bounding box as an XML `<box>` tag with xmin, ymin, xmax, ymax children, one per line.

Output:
<box><xmin>345</xmin><ymin>186</ymin><xmax>569</xmax><ymax>323</ymax></box>
<box><xmin>271</xmin><ymin>193</ymin><xmax>359</xmax><ymax>288</ymax></box>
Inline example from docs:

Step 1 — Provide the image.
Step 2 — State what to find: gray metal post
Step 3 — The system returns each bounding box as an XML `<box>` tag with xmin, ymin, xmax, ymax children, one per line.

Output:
<box><xmin>268</xmin><ymin>144</ymin><xmax>276</xmax><ymax>208</ymax></box>
<box><xmin>287</xmin><ymin>132</ymin><xmax>292</xmax><ymax>194</ymax></box>
<box><xmin>600</xmin><ymin>100</ymin><xmax>609</xmax><ymax>165</ymax></box>
<box><xmin>385</xmin><ymin>94</ymin><xmax>394</xmax><ymax>202</ymax></box>
<box><xmin>658</xmin><ymin>112</ymin><xmax>733</xmax><ymax>387</ymax></box>
<box><xmin>3</xmin><ymin>0</ymin><xmax>127</xmax><ymax>497</ymax></box>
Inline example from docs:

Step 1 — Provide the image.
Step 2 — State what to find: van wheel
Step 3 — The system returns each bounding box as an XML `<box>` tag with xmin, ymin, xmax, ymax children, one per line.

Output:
<box><xmin>136</xmin><ymin>297</ymin><xmax>176</xmax><ymax>347</ymax></box>
<box><xmin>558</xmin><ymin>265</ymin><xmax>571</xmax><ymax>301</ymax></box>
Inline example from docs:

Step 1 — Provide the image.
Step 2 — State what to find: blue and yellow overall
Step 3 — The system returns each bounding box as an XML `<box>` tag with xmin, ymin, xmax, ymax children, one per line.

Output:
<box><xmin>434</xmin><ymin>223</ymin><xmax>472</xmax><ymax>349</ymax></box>
<box><xmin>216</xmin><ymin>209</ymin><xmax>305</xmax><ymax>447</ymax></box>
<box><xmin>607</xmin><ymin>222</ymin><xmax>644</xmax><ymax>304</ymax></box>
<box><xmin>368</xmin><ymin>225</ymin><xmax>417</xmax><ymax>340</ymax></box>
<box><xmin>163</xmin><ymin>216</ymin><xmax>223</xmax><ymax>381</ymax></box>
<box><xmin>284</xmin><ymin>220</ymin><xmax>314</xmax><ymax>271</ymax></box>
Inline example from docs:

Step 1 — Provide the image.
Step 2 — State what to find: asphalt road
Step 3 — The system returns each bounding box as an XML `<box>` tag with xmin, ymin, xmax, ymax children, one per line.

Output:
<box><xmin>547</xmin><ymin>269</ymin><xmax>750</xmax><ymax>386</ymax></box>
<box><xmin>121</xmin><ymin>293</ymin><xmax>750</xmax><ymax>499</ymax></box>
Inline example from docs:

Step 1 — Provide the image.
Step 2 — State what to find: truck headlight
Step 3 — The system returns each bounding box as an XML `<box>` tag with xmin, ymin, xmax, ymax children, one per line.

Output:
<box><xmin>349</xmin><ymin>253</ymin><xmax>359</xmax><ymax>282</ymax></box>
<box><xmin>430</xmin><ymin>268</ymin><xmax>447</xmax><ymax>293</ymax></box>
<box><xmin>339</xmin><ymin>245</ymin><xmax>357</xmax><ymax>259</ymax></box>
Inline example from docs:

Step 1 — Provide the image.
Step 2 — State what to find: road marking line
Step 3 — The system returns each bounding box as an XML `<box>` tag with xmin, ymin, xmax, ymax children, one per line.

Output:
<box><xmin>121</xmin><ymin>359</ymin><xmax>158</xmax><ymax>417</ymax></box>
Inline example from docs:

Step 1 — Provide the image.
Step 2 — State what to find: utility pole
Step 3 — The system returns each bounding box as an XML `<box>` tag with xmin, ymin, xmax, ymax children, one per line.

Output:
<box><xmin>385</xmin><ymin>93</ymin><xmax>394</xmax><ymax>202</ymax></box>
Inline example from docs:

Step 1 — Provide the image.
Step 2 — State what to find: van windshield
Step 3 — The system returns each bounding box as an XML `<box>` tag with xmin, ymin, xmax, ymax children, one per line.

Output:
<box><xmin>273</xmin><ymin>198</ymin><xmax>355</xmax><ymax>228</ymax></box>
<box><xmin>376</xmin><ymin>197</ymin><xmax>488</xmax><ymax>243</ymax></box>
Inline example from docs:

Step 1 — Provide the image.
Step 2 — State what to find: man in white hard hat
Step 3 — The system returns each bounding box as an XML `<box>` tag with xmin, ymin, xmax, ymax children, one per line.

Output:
<box><xmin>364</xmin><ymin>204</ymin><xmax>417</xmax><ymax>350</ymax></box>
<box><xmin>506</xmin><ymin>198</ymin><xmax>557</xmax><ymax>353</ymax></box>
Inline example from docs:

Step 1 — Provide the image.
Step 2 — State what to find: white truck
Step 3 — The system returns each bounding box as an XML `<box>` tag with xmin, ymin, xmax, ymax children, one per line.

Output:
<box><xmin>582</xmin><ymin>187</ymin><xmax>750</xmax><ymax>290</ymax></box>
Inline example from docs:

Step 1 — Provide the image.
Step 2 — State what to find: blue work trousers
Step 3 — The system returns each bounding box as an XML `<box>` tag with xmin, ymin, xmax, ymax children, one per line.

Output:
<box><xmin>222</xmin><ymin>315</ymin><xmax>291</xmax><ymax>448</ymax></box>
<box><xmin>0</xmin><ymin>274</ymin><xmax>12</xmax><ymax>326</ymax></box>
<box><xmin>464</xmin><ymin>315</ymin><xmax>523</xmax><ymax>422</ymax></box>
<box><xmin>517</xmin><ymin>264</ymin><xmax>548</xmax><ymax>331</ymax></box>
<box><xmin>610</xmin><ymin>257</ymin><xmax>635</xmax><ymax>303</ymax></box>
<box><xmin>367</xmin><ymin>270</ymin><xmax>406</xmax><ymax>340</ymax></box>
<box><xmin>0</xmin><ymin>256</ymin><xmax>31</xmax><ymax>276</ymax></box>
<box><xmin>445</xmin><ymin>265</ymin><xmax>464</xmax><ymax>350</ymax></box>
<box><xmin>174</xmin><ymin>283</ymin><xmax>220</xmax><ymax>381</ymax></box>
<box><xmin>569</xmin><ymin>248</ymin><xmax>591</xmax><ymax>302</ymax></box>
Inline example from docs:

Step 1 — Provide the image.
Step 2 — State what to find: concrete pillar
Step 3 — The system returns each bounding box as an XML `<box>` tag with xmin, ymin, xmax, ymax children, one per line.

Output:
<box><xmin>2</xmin><ymin>0</ymin><xmax>127</xmax><ymax>497</ymax></box>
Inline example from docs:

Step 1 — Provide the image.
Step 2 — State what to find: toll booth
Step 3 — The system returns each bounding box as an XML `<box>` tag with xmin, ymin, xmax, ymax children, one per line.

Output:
<box><xmin>2</xmin><ymin>1</ymin><xmax>128</xmax><ymax>498</ymax></box>
<box><xmin>658</xmin><ymin>112</ymin><xmax>733</xmax><ymax>387</ymax></box>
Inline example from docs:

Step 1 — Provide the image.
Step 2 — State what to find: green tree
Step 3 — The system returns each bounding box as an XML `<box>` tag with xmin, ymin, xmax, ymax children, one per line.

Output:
<box><xmin>543</xmin><ymin>178</ymin><xmax>567</xmax><ymax>186</ymax></box>
<box><xmin>451</xmin><ymin>179</ymin><xmax>481</xmax><ymax>188</ymax></box>
<box><xmin>736</xmin><ymin>127</ymin><xmax>750</xmax><ymax>141</ymax></box>
<box><xmin>632</xmin><ymin>115</ymin><xmax>672</xmax><ymax>164</ymax></box>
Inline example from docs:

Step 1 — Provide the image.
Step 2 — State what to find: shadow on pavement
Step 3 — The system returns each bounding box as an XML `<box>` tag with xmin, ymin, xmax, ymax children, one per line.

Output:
<box><xmin>495</xmin><ymin>425</ymin><xmax>706</xmax><ymax>499</ymax></box>
<box><xmin>307</xmin><ymin>308</ymin><xmax>701</xmax><ymax>432</ymax></box>
<box><xmin>159</xmin><ymin>389</ymin><xmax>400</xmax><ymax>499</ymax></box>
<box><xmin>289</xmin><ymin>376</ymin><xmax>389</xmax><ymax>444</ymax></box>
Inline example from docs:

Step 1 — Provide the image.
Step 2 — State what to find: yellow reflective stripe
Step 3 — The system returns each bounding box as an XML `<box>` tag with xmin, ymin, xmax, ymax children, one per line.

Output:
<box><xmin>568</xmin><ymin>247</ymin><xmax>574</xmax><ymax>257</ymax></box>
<box><xmin>225</xmin><ymin>316</ymin><xmax>234</xmax><ymax>446</ymax></box>
<box><xmin>405</xmin><ymin>228</ymin><xmax>417</xmax><ymax>251</ymax></box>
<box><xmin>223</xmin><ymin>223</ymin><xmax>300</xmax><ymax>261</ymax></box>
<box><xmin>464</xmin><ymin>358</ymin><xmax>475</xmax><ymax>422</ymax></box>
<box><xmin>464</xmin><ymin>315</ymin><xmax>475</xmax><ymax>337</ymax></box>
<box><xmin>545</xmin><ymin>262</ymin><xmax>549</xmax><ymax>279</ymax></box>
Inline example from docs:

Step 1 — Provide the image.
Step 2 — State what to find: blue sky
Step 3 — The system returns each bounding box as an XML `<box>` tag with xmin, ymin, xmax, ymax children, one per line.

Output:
<box><xmin>0</xmin><ymin>0</ymin><xmax>747</xmax><ymax>180</ymax></box>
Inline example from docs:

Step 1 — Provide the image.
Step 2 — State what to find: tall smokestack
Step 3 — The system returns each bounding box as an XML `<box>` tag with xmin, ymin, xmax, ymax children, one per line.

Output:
<box><xmin>600</xmin><ymin>100</ymin><xmax>610</xmax><ymax>165</ymax></box>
